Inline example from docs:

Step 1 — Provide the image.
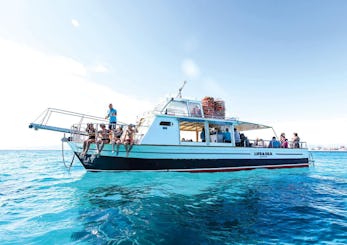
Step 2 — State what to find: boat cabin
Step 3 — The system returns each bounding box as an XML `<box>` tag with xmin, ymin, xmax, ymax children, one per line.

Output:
<box><xmin>137</xmin><ymin>98</ymin><xmax>271</xmax><ymax>146</ymax></box>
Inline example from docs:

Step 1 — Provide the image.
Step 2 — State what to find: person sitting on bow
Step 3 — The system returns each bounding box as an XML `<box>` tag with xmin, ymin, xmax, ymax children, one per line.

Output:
<box><xmin>81</xmin><ymin>123</ymin><xmax>96</xmax><ymax>156</ymax></box>
<box><xmin>122</xmin><ymin>124</ymin><xmax>136</xmax><ymax>157</ymax></box>
<box><xmin>96</xmin><ymin>123</ymin><xmax>110</xmax><ymax>154</ymax></box>
<box><xmin>111</xmin><ymin>125</ymin><xmax>123</xmax><ymax>155</ymax></box>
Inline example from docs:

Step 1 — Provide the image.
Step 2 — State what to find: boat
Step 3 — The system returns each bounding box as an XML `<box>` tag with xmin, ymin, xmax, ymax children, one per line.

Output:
<box><xmin>29</xmin><ymin>87</ymin><xmax>311</xmax><ymax>172</ymax></box>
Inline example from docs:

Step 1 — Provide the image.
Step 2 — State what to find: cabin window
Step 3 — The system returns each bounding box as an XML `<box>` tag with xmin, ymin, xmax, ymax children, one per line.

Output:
<box><xmin>188</xmin><ymin>102</ymin><xmax>202</xmax><ymax>117</ymax></box>
<box><xmin>165</xmin><ymin>101</ymin><xmax>188</xmax><ymax>116</ymax></box>
<box><xmin>209</xmin><ymin>124</ymin><xmax>232</xmax><ymax>143</ymax></box>
<box><xmin>159</xmin><ymin>121</ymin><xmax>172</xmax><ymax>126</ymax></box>
<box><xmin>179</xmin><ymin>121</ymin><xmax>205</xmax><ymax>143</ymax></box>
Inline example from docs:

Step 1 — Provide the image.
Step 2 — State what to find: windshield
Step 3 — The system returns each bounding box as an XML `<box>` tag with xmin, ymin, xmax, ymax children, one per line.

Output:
<box><xmin>165</xmin><ymin>101</ymin><xmax>188</xmax><ymax>116</ymax></box>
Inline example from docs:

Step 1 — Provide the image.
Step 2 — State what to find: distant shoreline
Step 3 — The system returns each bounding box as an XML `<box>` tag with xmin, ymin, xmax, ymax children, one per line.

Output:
<box><xmin>309</xmin><ymin>150</ymin><xmax>347</xmax><ymax>152</ymax></box>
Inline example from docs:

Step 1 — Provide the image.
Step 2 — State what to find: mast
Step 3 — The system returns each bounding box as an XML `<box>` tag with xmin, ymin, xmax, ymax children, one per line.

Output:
<box><xmin>176</xmin><ymin>80</ymin><xmax>187</xmax><ymax>98</ymax></box>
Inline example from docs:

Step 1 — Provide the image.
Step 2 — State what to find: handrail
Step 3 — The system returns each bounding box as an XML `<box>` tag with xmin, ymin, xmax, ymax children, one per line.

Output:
<box><xmin>247</xmin><ymin>139</ymin><xmax>308</xmax><ymax>149</ymax></box>
<box><xmin>29</xmin><ymin>108</ymin><xmax>127</xmax><ymax>135</ymax></box>
<box><xmin>36</xmin><ymin>108</ymin><xmax>107</xmax><ymax>123</ymax></box>
<box><xmin>29</xmin><ymin>107</ymin><xmax>140</xmax><ymax>150</ymax></box>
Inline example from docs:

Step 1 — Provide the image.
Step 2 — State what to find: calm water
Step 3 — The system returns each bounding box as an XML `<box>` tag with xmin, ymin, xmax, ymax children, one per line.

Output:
<box><xmin>0</xmin><ymin>151</ymin><xmax>346</xmax><ymax>244</ymax></box>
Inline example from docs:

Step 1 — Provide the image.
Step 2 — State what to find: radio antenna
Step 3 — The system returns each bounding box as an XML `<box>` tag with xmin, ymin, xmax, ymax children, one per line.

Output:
<box><xmin>176</xmin><ymin>80</ymin><xmax>187</xmax><ymax>98</ymax></box>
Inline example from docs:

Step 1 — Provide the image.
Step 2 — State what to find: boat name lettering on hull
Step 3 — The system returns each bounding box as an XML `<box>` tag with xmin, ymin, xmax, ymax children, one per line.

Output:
<box><xmin>254</xmin><ymin>152</ymin><xmax>273</xmax><ymax>156</ymax></box>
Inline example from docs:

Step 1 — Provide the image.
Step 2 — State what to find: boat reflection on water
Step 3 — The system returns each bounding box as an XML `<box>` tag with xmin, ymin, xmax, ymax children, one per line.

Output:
<box><xmin>69</xmin><ymin>169</ymin><xmax>314</xmax><ymax>244</ymax></box>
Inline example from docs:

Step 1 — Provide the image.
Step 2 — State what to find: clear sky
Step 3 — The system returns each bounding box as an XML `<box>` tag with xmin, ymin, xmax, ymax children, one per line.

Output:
<box><xmin>1</xmin><ymin>0</ymin><xmax>347</xmax><ymax>149</ymax></box>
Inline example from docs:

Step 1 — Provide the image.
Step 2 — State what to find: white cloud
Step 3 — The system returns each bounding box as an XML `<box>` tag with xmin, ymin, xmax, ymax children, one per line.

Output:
<box><xmin>0</xmin><ymin>38</ymin><xmax>153</xmax><ymax>149</ymax></box>
<box><xmin>71</xmin><ymin>19</ymin><xmax>80</xmax><ymax>28</ymax></box>
<box><xmin>181</xmin><ymin>58</ymin><xmax>200</xmax><ymax>79</ymax></box>
<box><xmin>90</xmin><ymin>64</ymin><xmax>109</xmax><ymax>73</ymax></box>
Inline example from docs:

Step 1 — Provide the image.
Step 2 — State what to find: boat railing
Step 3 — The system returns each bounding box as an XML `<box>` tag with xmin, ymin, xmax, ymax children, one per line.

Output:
<box><xmin>247</xmin><ymin>139</ymin><xmax>308</xmax><ymax>149</ymax></box>
<box><xmin>153</xmin><ymin>109</ymin><xmax>239</xmax><ymax>121</ymax></box>
<box><xmin>29</xmin><ymin>108</ymin><xmax>108</xmax><ymax>135</ymax></box>
<box><xmin>134</xmin><ymin>133</ymin><xmax>145</xmax><ymax>144</ymax></box>
<box><xmin>68</xmin><ymin>122</ymin><xmax>145</xmax><ymax>145</ymax></box>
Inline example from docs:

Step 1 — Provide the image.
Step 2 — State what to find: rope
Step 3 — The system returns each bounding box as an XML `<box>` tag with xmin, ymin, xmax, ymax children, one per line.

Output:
<box><xmin>61</xmin><ymin>134</ymin><xmax>75</xmax><ymax>171</ymax></box>
<box><xmin>309</xmin><ymin>151</ymin><xmax>315</xmax><ymax>166</ymax></box>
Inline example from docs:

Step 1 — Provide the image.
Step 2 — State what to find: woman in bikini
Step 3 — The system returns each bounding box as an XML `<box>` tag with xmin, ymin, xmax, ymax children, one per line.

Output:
<box><xmin>96</xmin><ymin>123</ymin><xmax>110</xmax><ymax>154</ymax></box>
<box><xmin>111</xmin><ymin>126</ymin><xmax>123</xmax><ymax>155</ymax></box>
<box><xmin>81</xmin><ymin>123</ymin><xmax>96</xmax><ymax>156</ymax></box>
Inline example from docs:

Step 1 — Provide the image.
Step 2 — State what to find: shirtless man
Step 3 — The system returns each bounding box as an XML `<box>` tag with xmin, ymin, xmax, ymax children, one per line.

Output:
<box><xmin>122</xmin><ymin>124</ymin><xmax>136</xmax><ymax>157</ymax></box>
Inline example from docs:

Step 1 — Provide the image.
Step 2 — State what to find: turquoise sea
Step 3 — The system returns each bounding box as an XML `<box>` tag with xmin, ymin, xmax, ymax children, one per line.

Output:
<box><xmin>0</xmin><ymin>151</ymin><xmax>346</xmax><ymax>244</ymax></box>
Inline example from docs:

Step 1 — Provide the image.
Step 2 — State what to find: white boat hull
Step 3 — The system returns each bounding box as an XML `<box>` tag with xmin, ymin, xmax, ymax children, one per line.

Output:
<box><xmin>69</xmin><ymin>142</ymin><xmax>310</xmax><ymax>172</ymax></box>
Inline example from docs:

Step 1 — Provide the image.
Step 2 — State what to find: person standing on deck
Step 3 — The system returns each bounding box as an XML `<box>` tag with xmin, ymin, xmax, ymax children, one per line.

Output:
<box><xmin>280</xmin><ymin>133</ymin><xmax>288</xmax><ymax>148</ymax></box>
<box><xmin>292</xmin><ymin>132</ymin><xmax>300</xmax><ymax>148</ymax></box>
<box><xmin>105</xmin><ymin>103</ymin><xmax>117</xmax><ymax>130</ymax></box>
<box><xmin>268</xmin><ymin>136</ymin><xmax>280</xmax><ymax>148</ymax></box>
<box><xmin>234</xmin><ymin>128</ymin><xmax>241</xmax><ymax>146</ymax></box>
<box><xmin>200</xmin><ymin>128</ymin><xmax>206</xmax><ymax>142</ymax></box>
<box><xmin>223</xmin><ymin>128</ymin><xmax>232</xmax><ymax>143</ymax></box>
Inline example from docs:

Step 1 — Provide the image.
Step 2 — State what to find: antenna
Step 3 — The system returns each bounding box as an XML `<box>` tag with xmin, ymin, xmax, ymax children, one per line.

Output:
<box><xmin>176</xmin><ymin>80</ymin><xmax>187</xmax><ymax>98</ymax></box>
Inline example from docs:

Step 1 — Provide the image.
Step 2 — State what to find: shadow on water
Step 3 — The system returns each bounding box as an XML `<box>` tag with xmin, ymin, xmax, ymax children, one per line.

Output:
<box><xmin>69</xmin><ymin>167</ymin><xmax>346</xmax><ymax>244</ymax></box>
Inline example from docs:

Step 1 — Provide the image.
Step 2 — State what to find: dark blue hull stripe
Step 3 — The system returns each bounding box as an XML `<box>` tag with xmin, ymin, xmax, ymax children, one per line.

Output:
<box><xmin>76</xmin><ymin>153</ymin><xmax>309</xmax><ymax>171</ymax></box>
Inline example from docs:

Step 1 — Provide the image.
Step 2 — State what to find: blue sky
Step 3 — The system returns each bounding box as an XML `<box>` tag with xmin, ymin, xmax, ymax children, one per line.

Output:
<box><xmin>0</xmin><ymin>0</ymin><xmax>347</xmax><ymax>148</ymax></box>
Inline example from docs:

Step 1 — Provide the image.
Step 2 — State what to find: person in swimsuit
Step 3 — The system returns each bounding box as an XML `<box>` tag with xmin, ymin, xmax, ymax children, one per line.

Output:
<box><xmin>292</xmin><ymin>132</ymin><xmax>300</xmax><ymax>148</ymax></box>
<box><xmin>81</xmin><ymin>123</ymin><xmax>96</xmax><ymax>156</ymax></box>
<box><xmin>96</xmin><ymin>123</ymin><xmax>110</xmax><ymax>154</ymax></box>
<box><xmin>122</xmin><ymin>124</ymin><xmax>136</xmax><ymax>157</ymax></box>
<box><xmin>111</xmin><ymin>126</ymin><xmax>123</xmax><ymax>155</ymax></box>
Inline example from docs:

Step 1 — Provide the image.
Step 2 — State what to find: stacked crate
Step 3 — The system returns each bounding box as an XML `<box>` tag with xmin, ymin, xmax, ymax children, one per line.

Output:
<box><xmin>202</xmin><ymin>97</ymin><xmax>215</xmax><ymax>118</ymax></box>
<box><xmin>214</xmin><ymin>99</ymin><xmax>225</xmax><ymax>119</ymax></box>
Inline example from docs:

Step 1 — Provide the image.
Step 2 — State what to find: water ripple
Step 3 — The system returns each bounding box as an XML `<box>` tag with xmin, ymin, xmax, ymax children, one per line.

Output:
<box><xmin>0</xmin><ymin>150</ymin><xmax>346</xmax><ymax>244</ymax></box>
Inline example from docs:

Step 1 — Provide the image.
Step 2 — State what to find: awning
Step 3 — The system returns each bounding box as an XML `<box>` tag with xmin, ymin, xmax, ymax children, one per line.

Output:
<box><xmin>234</xmin><ymin>121</ymin><xmax>272</xmax><ymax>131</ymax></box>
